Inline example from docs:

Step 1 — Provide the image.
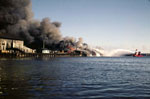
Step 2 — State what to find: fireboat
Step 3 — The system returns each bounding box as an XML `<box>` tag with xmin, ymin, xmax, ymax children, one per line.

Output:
<box><xmin>133</xmin><ymin>49</ymin><xmax>144</xmax><ymax>57</ymax></box>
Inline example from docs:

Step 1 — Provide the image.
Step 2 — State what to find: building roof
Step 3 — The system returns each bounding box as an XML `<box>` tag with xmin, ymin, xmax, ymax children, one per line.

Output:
<box><xmin>0</xmin><ymin>33</ymin><xmax>23</xmax><ymax>41</ymax></box>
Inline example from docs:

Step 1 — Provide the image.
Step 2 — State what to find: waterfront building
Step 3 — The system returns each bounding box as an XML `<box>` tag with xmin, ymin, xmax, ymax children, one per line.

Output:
<box><xmin>0</xmin><ymin>37</ymin><xmax>35</xmax><ymax>53</ymax></box>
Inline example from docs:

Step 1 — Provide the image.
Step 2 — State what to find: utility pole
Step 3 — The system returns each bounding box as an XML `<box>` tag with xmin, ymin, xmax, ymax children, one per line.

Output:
<box><xmin>43</xmin><ymin>40</ymin><xmax>45</xmax><ymax>49</ymax></box>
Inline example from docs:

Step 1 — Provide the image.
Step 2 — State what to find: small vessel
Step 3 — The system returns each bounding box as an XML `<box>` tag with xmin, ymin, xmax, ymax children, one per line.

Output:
<box><xmin>133</xmin><ymin>49</ymin><xmax>144</xmax><ymax>57</ymax></box>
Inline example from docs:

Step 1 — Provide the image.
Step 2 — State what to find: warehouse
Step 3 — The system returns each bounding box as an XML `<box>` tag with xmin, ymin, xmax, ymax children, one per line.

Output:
<box><xmin>0</xmin><ymin>37</ymin><xmax>35</xmax><ymax>53</ymax></box>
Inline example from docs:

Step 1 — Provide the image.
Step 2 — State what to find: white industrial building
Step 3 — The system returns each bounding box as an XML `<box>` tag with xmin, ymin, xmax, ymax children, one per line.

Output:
<box><xmin>0</xmin><ymin>37</ymin><xmax>35</xmax><ymax>53</ymax></box>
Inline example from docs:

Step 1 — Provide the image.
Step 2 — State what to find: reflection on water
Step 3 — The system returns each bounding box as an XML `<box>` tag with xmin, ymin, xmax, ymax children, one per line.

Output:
<box><xmin>0</xmin><ymin>57</ymin><xmax>150</xmax><ymax>98</ymax></box>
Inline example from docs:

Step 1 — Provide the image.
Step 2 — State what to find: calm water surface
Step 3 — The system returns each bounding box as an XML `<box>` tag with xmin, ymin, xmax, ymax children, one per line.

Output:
<box><xmin>0</xmin><ymin>57</ymin><xmax>150</xmax><ymax>99</ymax></box>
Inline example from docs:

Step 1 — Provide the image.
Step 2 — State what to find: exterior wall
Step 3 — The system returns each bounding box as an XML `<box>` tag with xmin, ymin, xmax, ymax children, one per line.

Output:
<box><xmin>42</xmin><ymin>50</ymin><xmax>50</xmax><ymax>54</ymax></box>
<box><xmin>0</xmin><ymin>39</ymin><xmax>12</xmax><ymax>51</ymax></box>
<box><xmin>12</xmin><ymin>40</ymin><xmax>24</xmax><ymax>49</ymax></box>
<box><xmin>22</xmin><ymin>46</ymin><xmax>36</xmax><ymax>53</ymax></box>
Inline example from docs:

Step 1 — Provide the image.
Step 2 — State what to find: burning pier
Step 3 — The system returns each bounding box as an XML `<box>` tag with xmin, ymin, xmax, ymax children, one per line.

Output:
<box><xmin>0</xmin><ymin>36</ymin><xmax>86</xmax><ymax>58</ymax></box>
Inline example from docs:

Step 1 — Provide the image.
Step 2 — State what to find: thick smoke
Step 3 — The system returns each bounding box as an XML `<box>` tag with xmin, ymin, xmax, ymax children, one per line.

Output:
<box><xmin>0</xmin><ymin>0</ymin><xmax>33</xmax><ymax>32</ymax></box>
<box><xmin>0</xmin><ymin>0</ymin><xmax>105</xmax><ymax>56</ymax></box>
<box><xmin>0</xmin><ymin>0</ymin><xmax>62</xmax><ymax>48</ymax></box>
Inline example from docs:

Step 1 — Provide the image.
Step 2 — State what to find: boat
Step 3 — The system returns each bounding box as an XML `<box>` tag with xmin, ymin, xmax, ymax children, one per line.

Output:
<box><xmin>133</xmin><ymin>49</ymin><xmax>144</xmax><ymax>57</ymax></box>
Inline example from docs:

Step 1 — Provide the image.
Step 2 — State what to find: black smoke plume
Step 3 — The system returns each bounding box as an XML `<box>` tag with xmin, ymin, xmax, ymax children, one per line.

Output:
<box><xmin>0</xmin><ymin>0</ymin><xmax>104</xmax><ymax>56</ymax></box>
<box><xmin>0</xmin><ymin>0</ymin><xmax>62</xmax><ymax>50</ymax></box>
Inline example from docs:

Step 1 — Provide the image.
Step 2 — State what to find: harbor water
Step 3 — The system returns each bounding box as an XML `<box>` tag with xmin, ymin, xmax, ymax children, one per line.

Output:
<box><xmin>0</xmin><ymin>57</ymin><xmax>150</xmax><ymax>98</ymax></box>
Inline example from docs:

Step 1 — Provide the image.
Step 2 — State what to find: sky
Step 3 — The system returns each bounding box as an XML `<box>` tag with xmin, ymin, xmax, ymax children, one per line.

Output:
<box><xmin>32</xmin><ymin>0</ymin><xmax>150</xmax><ymax>52</ymax></box>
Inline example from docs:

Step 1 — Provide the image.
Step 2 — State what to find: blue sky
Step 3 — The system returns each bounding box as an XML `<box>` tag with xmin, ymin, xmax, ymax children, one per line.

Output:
<box><xmin>32</xmin><ymin>0</ymin><xmax>150</xmax><ymax>52</ymax></box>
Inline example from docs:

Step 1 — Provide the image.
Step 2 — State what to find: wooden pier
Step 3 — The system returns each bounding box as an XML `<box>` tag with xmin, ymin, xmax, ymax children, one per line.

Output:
<box><xmin>0</xmin><ymin>52</ymin><xmax>81</xmax><ymax>58</ymax></box>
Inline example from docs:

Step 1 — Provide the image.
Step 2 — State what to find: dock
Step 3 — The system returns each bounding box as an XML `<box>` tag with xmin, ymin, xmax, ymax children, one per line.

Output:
<box><xmin>0</xmin><ymin>52</ymin><xmax>82</xmax><ymax>58</ymax></box>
